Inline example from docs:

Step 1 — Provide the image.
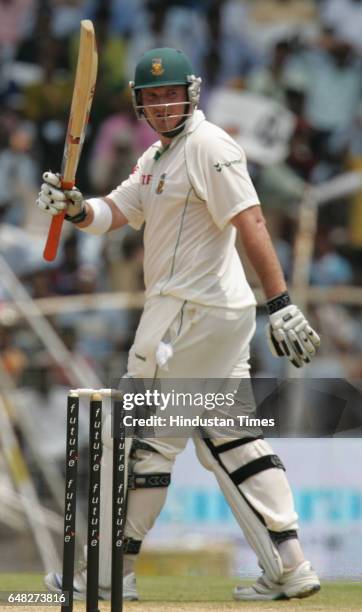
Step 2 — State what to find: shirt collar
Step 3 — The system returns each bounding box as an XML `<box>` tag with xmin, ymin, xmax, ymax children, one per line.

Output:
<box><xmin>169</xmin><ymin>109</ymin><xmax>205</xmax><ymax>146</ymax></box>
<box><xmin>153</xmin><ymin>110</ymin><xmax>205</xmax><ymax>158</ymax></box>
<box><xmin>185</xmin><ymin>109</ymin><xmax>205</xmax><ymax>134</ymax></box>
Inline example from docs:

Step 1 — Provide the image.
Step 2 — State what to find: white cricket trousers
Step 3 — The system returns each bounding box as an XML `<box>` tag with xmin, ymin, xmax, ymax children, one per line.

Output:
<box><xmin>99</xmin><ymin>295</ymin><xmax>298</xmax><ymax>585</ymax></box>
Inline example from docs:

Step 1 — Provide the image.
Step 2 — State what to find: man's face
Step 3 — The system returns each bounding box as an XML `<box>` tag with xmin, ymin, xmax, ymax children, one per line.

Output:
<box><xmin>141</xmin><ymin>85</ymin><xmax>188</xmax><ymax>134</ymax></box>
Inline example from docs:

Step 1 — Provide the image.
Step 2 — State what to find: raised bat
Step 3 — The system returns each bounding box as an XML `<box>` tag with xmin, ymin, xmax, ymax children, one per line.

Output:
<box><xmin>43</xmin><ymin>20</ymin><xmax>98</xmax><ymax>262</ymax></box>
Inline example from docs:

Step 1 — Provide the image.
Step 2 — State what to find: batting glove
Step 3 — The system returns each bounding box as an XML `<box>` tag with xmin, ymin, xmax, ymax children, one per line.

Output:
<box><xmin>266</xmin><ymin>292</ymin><xmax>320</xmax><ymax>368</ymax></box>
<box><xmin>37</xmin><ymin>171</ymin><xmax>86</xmax><ymax>222</ymax></box>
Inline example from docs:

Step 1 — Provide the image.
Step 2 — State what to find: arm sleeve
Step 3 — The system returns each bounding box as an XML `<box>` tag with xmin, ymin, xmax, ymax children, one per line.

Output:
<box><xmin>189</xmin><ymin>131</ymin><xmax>260</xmax><ymax>230</ymax></box>
<box><xmin>107</xmin><ymin>162</ymin><xmax>144</xmax><ymax>230</ymax></box>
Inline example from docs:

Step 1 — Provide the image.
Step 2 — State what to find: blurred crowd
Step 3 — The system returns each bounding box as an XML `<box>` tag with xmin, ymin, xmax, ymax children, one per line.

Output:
<box><xmin>0</xmin><ymin>0</ymin><xmax>361</xmax><ymax>402</ymax></box>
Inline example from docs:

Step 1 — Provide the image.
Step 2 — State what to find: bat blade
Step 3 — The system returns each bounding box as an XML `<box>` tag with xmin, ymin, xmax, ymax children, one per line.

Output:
<box><xmin>43</xmin><ymin>20</ymin><xmax>98</xmax><ymax>262</ymax></box>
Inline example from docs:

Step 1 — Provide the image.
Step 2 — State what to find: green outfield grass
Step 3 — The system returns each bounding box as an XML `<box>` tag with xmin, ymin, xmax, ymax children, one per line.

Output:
<box><xmin>0</xmin><ymin>574</ymin><xmax>361</xmax><ymax>611</ymax></box>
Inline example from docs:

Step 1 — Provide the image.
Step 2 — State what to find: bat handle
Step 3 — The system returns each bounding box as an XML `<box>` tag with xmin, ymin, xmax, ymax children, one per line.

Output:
<box><xmin>42</xmin><ymin>179</ymin><xmax>74</xmax><ymax>262</ymax></box>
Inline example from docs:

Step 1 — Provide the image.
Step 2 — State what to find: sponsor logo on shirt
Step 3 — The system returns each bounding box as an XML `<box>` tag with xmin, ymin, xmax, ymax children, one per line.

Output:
<box><xmin>213</xmin><ymin>158</ymin><xmax>242</xmax><ymax>172</ymax></box>
<box><xmin>156</xmin><ymin>173</ymin><xmax>167</xmax><ymax>194</ymax></box>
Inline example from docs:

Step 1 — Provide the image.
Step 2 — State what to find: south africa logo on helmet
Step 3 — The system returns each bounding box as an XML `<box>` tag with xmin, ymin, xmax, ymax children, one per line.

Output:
<box><xmin>133</xmin><ymin>47</ymin><xmax>194</xmax><ymax>89</ymax></box>
<box><xmin>151</xmin><ymin>58</ymin><xmax>165</xmax><ymax>77</ymax></box>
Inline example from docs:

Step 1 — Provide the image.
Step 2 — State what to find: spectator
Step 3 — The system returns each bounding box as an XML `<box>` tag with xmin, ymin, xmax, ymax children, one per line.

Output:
<box><xmin>0</xmin><ymin>105</ymin><xmax>19</xmax><ymax>149</ymax></box>
<box><xmin>25</xmin><ymin>269</ymin><xmax>56</xmax><ymax>299</ymax></box>
<box><xmin>210</xmin><ymin>0</ymin><xmax>261</xmax><ymax>89</ymax></box>
<box><xmin>22</xmin><ymin>45</ymin><xmax>72</xmax><ymax>170</ymax></box>
<box><xmin>0</xmin><ymin>121</ymin><xmax>38</xmax><ymax>227</ymax></box>
<box><xmin>310</xmin><ymin>228</ymin><xmax>354</xmax><ymax>286</ymax></box>
<box><xmin>247</xmin><ymin>39</ymin><xmax>293</xmax><ymax>104</ymax></box>
<box><xmin>53</xmin><ymin>232</ymin><xmax>86</xmax><ymax>295</ymax></box>
<box><xmin>15</xmin><ymin>6</ymin><xmax>70</xmax><ymax>72</ymax></box>
<box><xmin>69</xmin><ymin>5</ymin><xmax>127</xmax><ymax>92</ymax></box>
<box><xmin>52</xmin><ymin>0</ymin><xmax>87</xmax><ymax>38</ymax></box>
<box><xmin>0</xmin><ymin>0</ymin><xmax>36</xmax><ymax>60</ymax></box>
<box><xmin>320</xmin><ymin>0</ymin><xmax>362</xmax><ymax>54</ymax></box>
<box><xmin>0</xmin><ymin>324</ymin><xmax>28</xmax><ymax>382</ymax></box>
<box><xmin>125</xmin><ymin>2</ymin><xmax>209</xmax><ymax>82</ymax></box>
<box><xmin>285</xmin><ymin>30</ymin><xmax>362</xmax><ymax>179</ymax></box>
<box><xmin>235</xmin><ymin>0</ymin><xmax>319</xmax><ymax>54</ymax></box>
<box><xmin>85</xmin><ymin>0</ymin><xmax>145</xmax><ymax>37</ymax></box>
<box><xmin>88</xmin><ymin>86</ymin><xmax>155</xmax><ymax>194</ymax></box>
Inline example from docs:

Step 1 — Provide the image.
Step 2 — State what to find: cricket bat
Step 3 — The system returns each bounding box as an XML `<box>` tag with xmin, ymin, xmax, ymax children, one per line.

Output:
<box><xmin>43</xmin><ymin>20</ymin><xmax>98</xmax><ymax>262</ymax></box>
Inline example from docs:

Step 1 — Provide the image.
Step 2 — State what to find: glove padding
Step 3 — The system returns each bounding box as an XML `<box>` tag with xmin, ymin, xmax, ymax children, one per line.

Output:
<box><xmin>266</xmin><ymin>304</ymin><xmax>320</xmax><ymax>368</ymax></box>
<box><xmin>37</xmin><ymin>171</ymin><xmax>84</xmax><ymax>217</ymax></box>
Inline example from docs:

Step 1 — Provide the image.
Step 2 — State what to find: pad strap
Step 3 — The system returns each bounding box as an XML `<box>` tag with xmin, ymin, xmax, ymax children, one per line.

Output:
<box><xmin>124</xmin><ymin>537</ymin><xmax>142</xmax><ymax>555</ymax></box>
<box><xmin>269</xmin><ymin>529</ymin><xmax>298</xmax><ymax>544</ymax></box>
<box><xmin>231</xmin><ymin>455</ymin><xmax>285</xmax><ymax>486</ymax></box>
<box><xmin>213</xmin><ymin>436</ymin><xmax>264</xmax><ymax>454</ymax></box>
<box><xmin>131</xmin><ymin>439</ymin><xmax>162</xmax><ymax>457</ymax></box>
<box><xmin>128</xmin><ymin>473</ymin><xmax>171</xmax><ymax>489</ymax></box>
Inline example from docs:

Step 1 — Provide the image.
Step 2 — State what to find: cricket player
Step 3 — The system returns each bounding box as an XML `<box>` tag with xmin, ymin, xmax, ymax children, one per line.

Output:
<box><xmin>39</xmin><ymin>48</ymin><xmax>321</xmax><ymax>601</ymax></box>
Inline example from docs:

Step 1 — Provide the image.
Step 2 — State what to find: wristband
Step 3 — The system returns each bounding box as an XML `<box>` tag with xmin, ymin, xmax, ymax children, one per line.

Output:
<box><xmin>78</xmin><ymin>198</ymin><xmax>113</xmax><ymax>235</ymax></box>
<box><xmin>65</xmin><ymin>206</ymin><xmax>87</xmax><ymax>224</ymax></box>
<box><xmin>266</xmin><ymin>291</ymin><xmax>291</xmax><ymax>315</ymax></box>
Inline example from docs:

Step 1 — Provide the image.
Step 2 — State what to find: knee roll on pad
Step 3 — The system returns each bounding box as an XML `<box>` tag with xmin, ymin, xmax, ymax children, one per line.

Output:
<box><xmin>130</xmin><ymin>439</ymin><xmax>160</xmax><ymax>458</ymax></box>
<box><xmin>130</xmin><ymin>438</ymin><xmax>173</xmax><ymax>473</ymax></box>
<box><xmin>129</xmin><ymin>439</ymin><xmax>172</xmax><ymax>489</ymax></box>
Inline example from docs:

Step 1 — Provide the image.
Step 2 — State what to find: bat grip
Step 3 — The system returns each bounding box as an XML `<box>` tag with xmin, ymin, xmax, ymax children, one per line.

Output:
<box><xmin>42</xmin><ymin>179</ymin><xmax>74</xmax><ymax>262</ymax></box>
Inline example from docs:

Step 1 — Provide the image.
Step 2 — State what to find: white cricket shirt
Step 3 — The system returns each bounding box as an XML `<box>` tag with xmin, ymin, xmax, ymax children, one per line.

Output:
<box><xmin>108</xmin><ymin>110</ymin><xmax>260</xmax><ymax>309</ymax></box>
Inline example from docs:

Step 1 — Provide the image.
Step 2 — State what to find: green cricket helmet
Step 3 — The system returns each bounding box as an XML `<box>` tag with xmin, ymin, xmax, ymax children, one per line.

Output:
<box><xmin>129</xmin><ymin>47</ymin><xmax>201</xmax><ymax>134</ymax></box>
